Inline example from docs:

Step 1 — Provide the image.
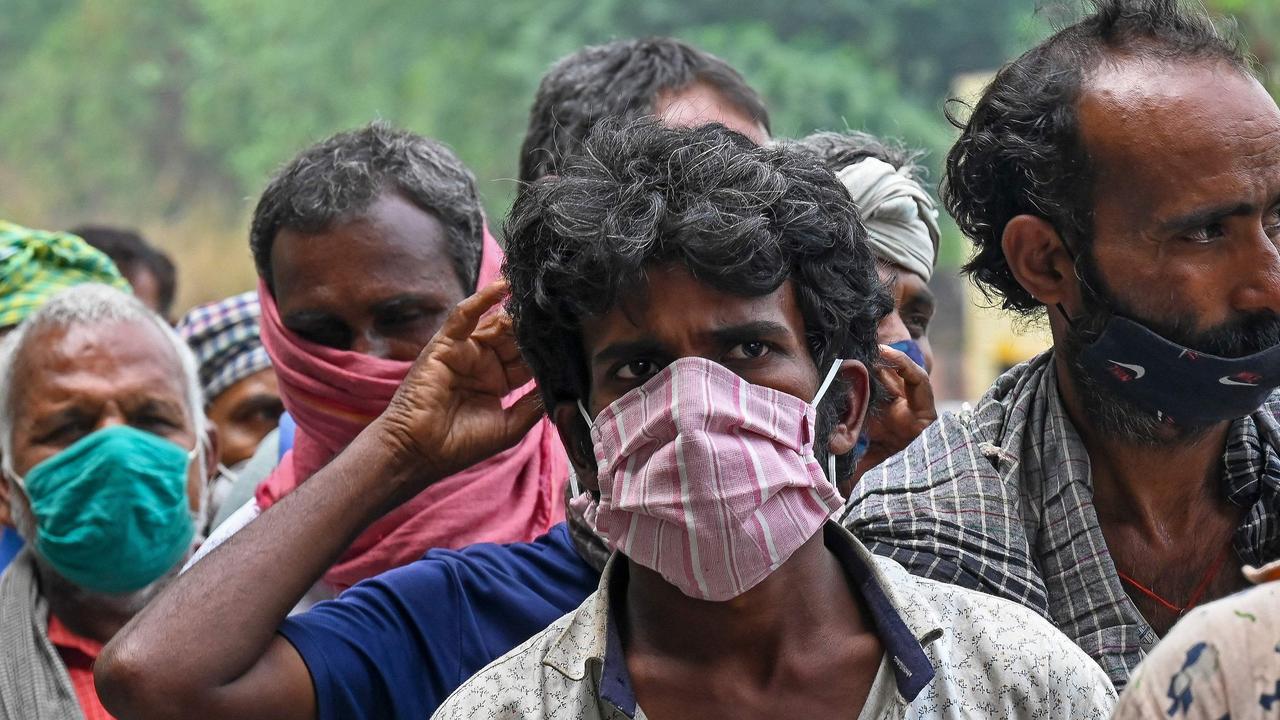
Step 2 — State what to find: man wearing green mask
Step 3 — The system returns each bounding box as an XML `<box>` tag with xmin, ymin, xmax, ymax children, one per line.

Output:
<box><xmin>0</xmin><ymin>219</ymin><xmax>132</xmax><ymax>574</ymax></box>
<box><xmin>0</xmin><ymin>283</ymin><xmax>218</xmax><ymax>720</ymax></box>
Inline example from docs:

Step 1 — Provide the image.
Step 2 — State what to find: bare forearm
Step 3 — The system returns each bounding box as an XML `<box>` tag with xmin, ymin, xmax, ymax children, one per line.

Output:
<box><xmin>97</xmin><ymin>422</ymin><xmax>426</xmax><ymax>719</ymax></box>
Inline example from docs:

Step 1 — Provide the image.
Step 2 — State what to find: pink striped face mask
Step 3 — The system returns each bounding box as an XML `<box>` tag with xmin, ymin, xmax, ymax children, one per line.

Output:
<box><xmin>578</xmin><ymin>356</ymin><xmax>845</xmax><ymax>601</ymax></box>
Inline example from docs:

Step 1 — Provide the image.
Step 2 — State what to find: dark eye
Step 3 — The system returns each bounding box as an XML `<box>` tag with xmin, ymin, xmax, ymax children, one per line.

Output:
<box><xmin>378</xmin><ymin>307</ymin><xmax>427</xmax><ymax>327</ymax></box>
<box><xmin>37</xmin><ymin>421</ymin><xmax>89</xmax><ymax>446</ymax></box>
<box><xmin>726</xmin><ymin>341</ymin><xmax>771</xmax><ymax>361</ymax></box>
<box><xmin>615</xmin><ymin>360</ymin><xmax>659</xmax><ymax>381</ymax></box>
<box><xmin>233</xmin><ymin>398</ymin><xmax>285</xmax><ymax>425</ymax></box>
<box><xmin>1185</xmin><ymin>223</ymin><xmax>1227</xmax><ymax>244</ymax></box>
<box><xmin>904</xmin><ymin>313</ymin><xmax>931</xmax><ymax>340</ymax></box>
<box><xmin>291</xmin><ymin>322</ymin><xmax>352</xmax><ymax>350</ymax></box>
<box><xmin>135</xmin><ymin>414</ymin><xmax>180</xmax><ymax>433</ymax></box>
<box><xmin>1264</xmin><ymin>206</ymin><xmax>1280</xmax><ymax>236</ymax></box>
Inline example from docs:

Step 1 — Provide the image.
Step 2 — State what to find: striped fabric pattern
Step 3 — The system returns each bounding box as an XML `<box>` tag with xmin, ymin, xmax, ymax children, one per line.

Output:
<box><xmin>588</xmin><ymin>357</ymin><xmax>842</xmax><ymax>601</ymax></box>
<box><xmin>0</xmin><ymin>220</ymin><xmax>130</xmax><ymax>329</ymax></box>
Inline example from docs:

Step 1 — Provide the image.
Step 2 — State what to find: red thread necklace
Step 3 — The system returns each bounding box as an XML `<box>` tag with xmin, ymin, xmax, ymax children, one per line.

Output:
<box><xmin>1116</xmin><ymin>543</ymin><xmax>1233</xmax><ymax>616</ymax></box>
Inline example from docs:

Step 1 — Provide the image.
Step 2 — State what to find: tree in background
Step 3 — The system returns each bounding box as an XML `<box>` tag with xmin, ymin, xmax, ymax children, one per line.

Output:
<box><xmin>0</xmin><ymin>0</ymin><xmax>1272</xmax><ymax>305</ymax></box>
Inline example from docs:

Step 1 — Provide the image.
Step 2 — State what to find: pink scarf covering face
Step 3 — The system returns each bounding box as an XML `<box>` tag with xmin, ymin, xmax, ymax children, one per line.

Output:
<box><xmin>256</xmin><ymin>227</ymin><xmax>566</xmax><ymax>589</ymax></box>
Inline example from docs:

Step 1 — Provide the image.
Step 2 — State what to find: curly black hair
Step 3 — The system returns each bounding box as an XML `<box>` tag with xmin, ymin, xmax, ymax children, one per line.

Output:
<box><xmin>944</xmin><ymin>0</ymin><xmax>1250</xmax><ymax>315</ymax></box>
<box><xmin>250</xmin><ymin>122</ymin><xmax>484</xmax><ymax>296</ymax></box>
<box><xmin>517</xmin><ymin>37</ymin><xmax>770</xmax><ymax>184</ymax></box>
<box><xmin>504</xmin><ymin>120</ymin><xmax>892</xmax><ymax>478</ymax></box>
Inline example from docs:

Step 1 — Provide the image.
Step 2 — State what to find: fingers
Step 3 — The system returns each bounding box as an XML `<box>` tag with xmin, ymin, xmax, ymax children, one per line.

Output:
<box><xmin>878</xmin><ymin>344</ymin><xmax>935</xmax><ymax>414</ymax></box>
<box><xmin>471</xmin><ymin>311</ymin><xmax>535</xmax><ymax>391</ymax></box>
<box><xmin>879</xmin><ymin>344</ymin><xmax>928</xmax><ymax>384</ymax></box>
<box><xmin>439</xmin><ymin>279</ymin><xmax>510</xmax><ymax>342</ymax></box>
<box><xmin>503</xmin><ymin>389</ymin><xmax>546</xmax><ymax>442</ymax></box>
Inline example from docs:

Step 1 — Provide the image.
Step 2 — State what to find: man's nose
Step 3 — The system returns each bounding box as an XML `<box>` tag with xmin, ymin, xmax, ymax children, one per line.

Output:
<box><xmin>1232</xmin><ymin>227</ymin><xmax>1280</xmax><ymax>316</ymax></box>
<box><xmin>350</xmin><ymin>329</ymin><xmax>393</xmax><ymax>359</ymax></box>
<box><xmin>96</xmin><ymin>403</ymin><xmax>129</xmax><ymax>432</ymax></box>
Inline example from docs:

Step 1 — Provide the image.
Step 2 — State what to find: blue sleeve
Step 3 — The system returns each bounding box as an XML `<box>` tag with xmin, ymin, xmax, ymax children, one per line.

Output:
<box><xmin>277</xmin><ymin>522</ymin><xmax>600</xmax><ymax>720</ymax></box>
<box><xmin>0</xmin><ymin>527</ymin><xmax>22</xmax><ymax>575</ymax></box>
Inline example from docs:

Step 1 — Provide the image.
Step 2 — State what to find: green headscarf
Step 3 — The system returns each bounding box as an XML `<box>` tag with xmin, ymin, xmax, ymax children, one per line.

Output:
<box><xmin>0</xmin><ymin>220</ymin><xmax>131</xmax><ymax>328</ymax></box>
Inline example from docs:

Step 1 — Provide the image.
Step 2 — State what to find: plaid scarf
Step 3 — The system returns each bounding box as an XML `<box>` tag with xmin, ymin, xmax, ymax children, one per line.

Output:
<box><xmin>842</xmin><ymin>351</ymin><xmax>1280</xmax><ymax>690</ymax></box>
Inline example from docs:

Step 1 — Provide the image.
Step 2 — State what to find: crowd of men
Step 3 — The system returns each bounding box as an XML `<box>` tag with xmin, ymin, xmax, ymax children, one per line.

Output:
<box><xmin>0</xmin><ymin>0</ymin><xmax>1277</xmax><ymax>717</ymax></box>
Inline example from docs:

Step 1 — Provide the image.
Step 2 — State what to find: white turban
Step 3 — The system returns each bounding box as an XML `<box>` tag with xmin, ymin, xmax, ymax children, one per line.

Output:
<box><xmin>836</xmin><ymin>157</ymin><xmax>941</xmax><ymax>282</ymax></box>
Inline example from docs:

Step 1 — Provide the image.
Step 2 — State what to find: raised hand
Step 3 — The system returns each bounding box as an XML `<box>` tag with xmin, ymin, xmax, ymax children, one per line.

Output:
<box><xmin>376</xmin><ymin>279</ymin><xmax>544</xmax><ymax>485</ymax></box>
<box><xmin>854</xmin><ymin>344</ymin><xmax>937</xmax><ymax>478</ymax></box>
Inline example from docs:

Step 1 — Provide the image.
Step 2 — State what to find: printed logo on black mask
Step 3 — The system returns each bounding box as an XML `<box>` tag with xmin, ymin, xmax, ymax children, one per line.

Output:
<box><xmin>1219</xmin><ymin>371</ymin><xmax>1263</xmax><ymax>387</ymax></box>
<box><xmin>1107</xmin><ymin>360</ymin><xmax>1146</xmax><ymax>382</ymax></box>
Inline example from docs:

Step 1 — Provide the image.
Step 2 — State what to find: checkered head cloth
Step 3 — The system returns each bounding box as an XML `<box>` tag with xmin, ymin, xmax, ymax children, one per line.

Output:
<box><xmin>0</xmin><ymin>220</ymin><xmax>131</xmax><ymax>329</ymax></box>
<box><xmin>177</xmin><ymin>291</ymin><xmax>272</xmax><ymax>403</ymax></box>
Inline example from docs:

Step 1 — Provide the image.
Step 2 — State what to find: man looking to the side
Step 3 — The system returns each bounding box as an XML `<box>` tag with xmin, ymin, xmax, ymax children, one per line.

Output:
<box><xmin>797</xmin><ymin>131</ymin><xmax>941</xmax><ymax>485</ymax></box>
<box><xmin>844</xmin><ymin>0</ymin><xmax>1280</xmax><ymax>689</ymax></box>
<box><xmin>177</xmin><ymin>292</ymin><xmax>282</xmax><ymax>525</ymax></box>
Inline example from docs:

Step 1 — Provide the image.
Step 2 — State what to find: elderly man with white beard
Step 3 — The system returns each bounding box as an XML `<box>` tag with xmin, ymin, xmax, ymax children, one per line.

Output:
<box><xmin>0</xmin><ymin>284</ymin><xmax>217</xmax><ymax>720</ymax></box>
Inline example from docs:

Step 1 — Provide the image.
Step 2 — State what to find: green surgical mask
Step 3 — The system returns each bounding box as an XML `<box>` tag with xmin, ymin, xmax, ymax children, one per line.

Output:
<box><xmin>8</xmin><ymin>425</ymin><xmax>198</xmax><ymax>594</ymax></box>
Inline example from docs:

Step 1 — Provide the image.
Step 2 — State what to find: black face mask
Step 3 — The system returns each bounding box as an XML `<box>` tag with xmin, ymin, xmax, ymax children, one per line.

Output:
<box><xmin>1059</xmin><ymin>240</ymin><xmax>1280</xmax><ymax>426</ymax></box>
<box><xmin>1071</xmin><ymin>312</ymin><xmax>1280</xmax><ymax>425</ymax></box>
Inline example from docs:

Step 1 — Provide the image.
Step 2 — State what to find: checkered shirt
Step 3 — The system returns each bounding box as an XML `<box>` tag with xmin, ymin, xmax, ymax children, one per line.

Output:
<box><xmin>841</xmin><ymin>351</ymin><xmax>1280</xmax><ymax>691</ymax></box>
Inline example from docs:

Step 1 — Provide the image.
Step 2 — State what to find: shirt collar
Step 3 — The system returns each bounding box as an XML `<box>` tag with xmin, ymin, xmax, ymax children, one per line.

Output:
<box><xmin>541</xmin><ymin>521</ymin><xmax>939</xmax><ymax>716</ymax></box>
<box><xmin>46</xmin><ymin>612</ymin><xmax>104</xmax><ymax>660</ymax></box>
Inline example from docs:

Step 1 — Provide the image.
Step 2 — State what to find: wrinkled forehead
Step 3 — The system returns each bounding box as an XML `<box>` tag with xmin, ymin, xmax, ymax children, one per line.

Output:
<box><xmin>1079</xmin><ymin>58</ymin><xmax>1280</xmax><ymax>216</ymax></box>
<box><xmin>10</xmin><ymin>318</ymin><xmax>189</xmax><ymax>415</ymax></box>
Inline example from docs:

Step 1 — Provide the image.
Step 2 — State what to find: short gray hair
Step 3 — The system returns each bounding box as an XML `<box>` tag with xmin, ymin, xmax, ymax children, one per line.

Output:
<box><xmin>249</xmin><ymin>121</ymin><xmax>485</xmax><ymax>296</ymax></box>
<box><xmin>0</xmin><ymin>284</ymin><xmax>205</xmax><ymax>463</ymax></box>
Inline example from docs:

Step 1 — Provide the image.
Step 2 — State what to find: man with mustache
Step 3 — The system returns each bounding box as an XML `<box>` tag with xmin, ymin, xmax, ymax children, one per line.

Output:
<box><xmin>844</xmin><ymin>0</ymin><xmax>1280</xmax><ymax>690</ymax></box>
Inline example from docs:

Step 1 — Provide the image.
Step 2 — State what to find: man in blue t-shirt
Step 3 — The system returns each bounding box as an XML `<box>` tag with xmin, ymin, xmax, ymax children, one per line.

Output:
<box><xmin>95</xmin><ymin>39</ymin><xmax>773</xmax><ymax>720</ymax></box>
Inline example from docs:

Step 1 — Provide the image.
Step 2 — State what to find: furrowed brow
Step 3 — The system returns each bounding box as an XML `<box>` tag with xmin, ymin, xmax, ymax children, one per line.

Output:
<box><xmin>1159</xmin><ymin>202</ymin><xmax>1257</xmax><ymax>234</ymax></box>
<box><xmin>707</xmin><ymin>320</ymin><xmax>794</xmax><ymax>346</ymax></box>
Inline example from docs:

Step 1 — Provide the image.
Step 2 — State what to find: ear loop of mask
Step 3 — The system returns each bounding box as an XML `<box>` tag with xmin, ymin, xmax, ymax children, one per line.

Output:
<box><xmin>1054</xmin><ymin>239</ymin><xmax>1111</xmax><ymax>339</ymax></box>
<box><xmin>812</xmin><ymin>359</ymin><xmax>844</xmax><ymax>487</ymax></box>
<box><xmin>189</xmin><ymin>426</ymin><xmax>213</xmax><ymax>541</ymax></box>
<box><xmin>570</xmin><ymin>400</ymin><xmax>595</xmax><ymax>498</ymax></box>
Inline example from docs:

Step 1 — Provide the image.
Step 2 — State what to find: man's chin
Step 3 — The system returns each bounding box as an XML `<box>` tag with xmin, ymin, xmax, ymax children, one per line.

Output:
<box><xmin>1064</xmin><ymin>355</ymin><xmax>1217</xmax><ymax>446</ymax></box>
<box><xmin>33</xmin><ymin>554</ymin><xmax>181</xmax><ymax>616</ymax></box>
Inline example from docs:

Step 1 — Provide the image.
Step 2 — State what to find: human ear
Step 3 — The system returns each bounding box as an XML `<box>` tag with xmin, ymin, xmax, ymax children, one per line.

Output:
<box><xmin>188</xmin><ymin>422</ymin><xmax>221</xmax><ymax>510</ymax></box>
<box><xmin>202</xmin><ymin>423</ymin><xmax>222</xmax><ymax>483</ymax></box>
<box><xmin>1001</xmin><ymin>214</ymin><xmax>1079</xmax><ymax>309</ymax></box>
<box><xmin>552</xmin><ymin>402</ymin><xmax>599</xmax><ymax>494</ymax></box>
<box><xmin>825</xmin><ymin>359</ymin><xmax>871</xmax><ymax>457</ymax></box>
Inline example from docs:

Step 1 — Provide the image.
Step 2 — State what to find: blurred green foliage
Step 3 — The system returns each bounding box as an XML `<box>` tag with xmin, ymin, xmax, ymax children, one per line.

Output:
<box><xmin>0</xmin><ymin>0</ymin><xmax>1274</xmax><ymax>293</ymax></box>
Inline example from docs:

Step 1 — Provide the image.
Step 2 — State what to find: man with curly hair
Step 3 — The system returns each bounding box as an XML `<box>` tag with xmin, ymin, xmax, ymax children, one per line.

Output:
<box><xmin>435</xmin><ymin>119</ymin><xmax>1113</xmax><ymax>719</ymax></box>
<box><xmin>844</xmin><ymin>0</ymin><xmax>1280</xmax><ymax>690</ymax></box>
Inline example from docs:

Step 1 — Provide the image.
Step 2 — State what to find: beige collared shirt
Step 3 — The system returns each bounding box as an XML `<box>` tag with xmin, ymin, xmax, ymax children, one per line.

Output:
<box><xmin>432</xmin><ymin>522</ymin><xmax>1116</xmax><ymax>719</ymax></box>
